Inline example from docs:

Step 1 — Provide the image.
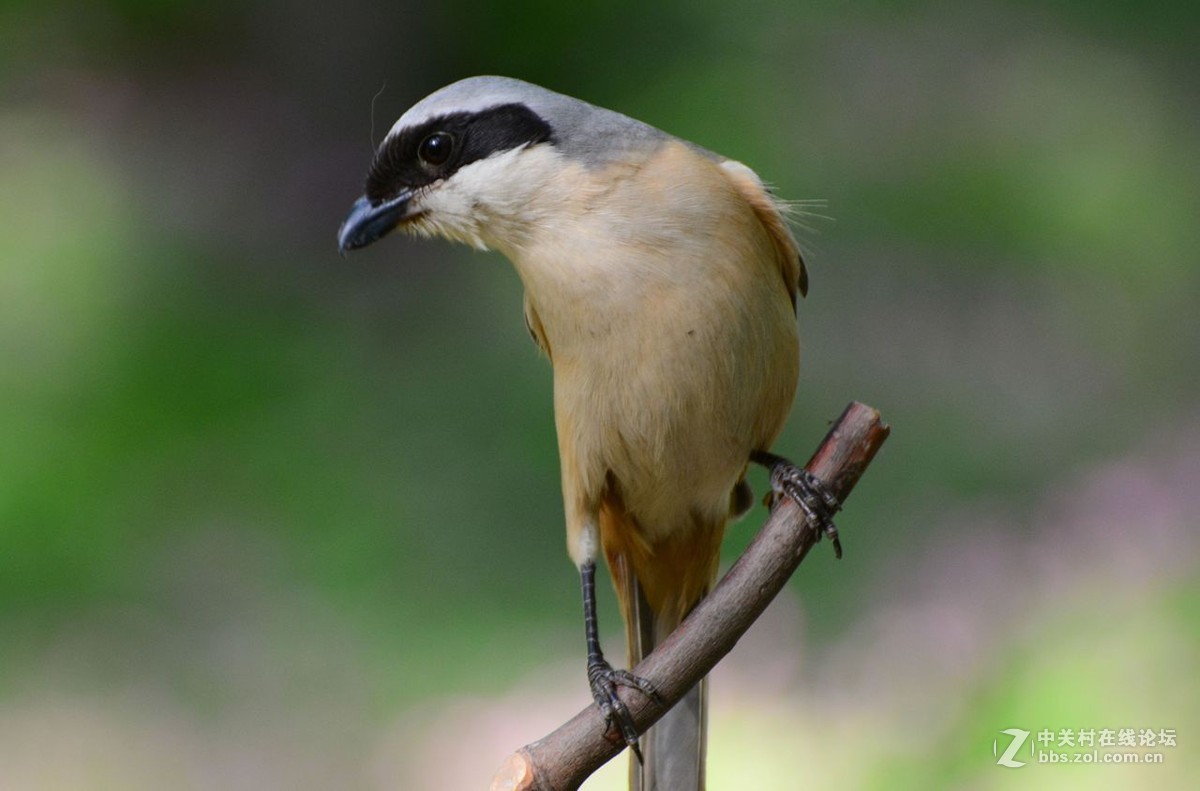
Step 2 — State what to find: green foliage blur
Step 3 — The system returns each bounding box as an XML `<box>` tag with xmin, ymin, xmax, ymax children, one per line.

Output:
<box><xmin>1</xmin><ymin>1</ymin><xmax>1197</xmax><ymax>788</ymax></box>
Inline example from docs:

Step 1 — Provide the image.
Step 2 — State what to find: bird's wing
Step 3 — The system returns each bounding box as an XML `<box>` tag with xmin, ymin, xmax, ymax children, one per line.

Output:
<box><xmin>719</xmin><ymin>160</ymin><xmax>808</xmax><ymax>305</ymax></box>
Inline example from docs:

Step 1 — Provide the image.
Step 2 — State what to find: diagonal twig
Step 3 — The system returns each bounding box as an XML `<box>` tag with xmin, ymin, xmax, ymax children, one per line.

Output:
<box><xmin>491</xmin><ymin>401</ymin><xmax>891</xmax><ymax>791</ymax></box>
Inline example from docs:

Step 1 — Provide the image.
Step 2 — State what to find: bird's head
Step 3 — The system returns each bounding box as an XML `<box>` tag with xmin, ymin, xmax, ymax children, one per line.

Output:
<box><xmin>337</xmin><ymin>76</ymin><xmax>670</xmax><ymax>256</ymax></box>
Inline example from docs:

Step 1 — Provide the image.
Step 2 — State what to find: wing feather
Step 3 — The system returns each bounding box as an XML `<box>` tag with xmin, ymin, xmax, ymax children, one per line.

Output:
<box><xmin>719</xmin><ymin>160</ymin><xmax>808</xmax><ymax>306</ymax></box>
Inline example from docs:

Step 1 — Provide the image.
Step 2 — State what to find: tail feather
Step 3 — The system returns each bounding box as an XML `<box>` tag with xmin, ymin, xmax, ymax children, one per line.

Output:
<box><xmin>629</xmin><ymin>569</ymin><xmax>706</xmax><ymax>791</ymax></box>
<box><xmin>643</xmin><ymin>678</ymin><xmax>706</xmax><ymax>790</ymax></box>
<box><xmin>604</xmin><ymin>499</ymin><xmax>717</xmax><ymax>791</ymax></box>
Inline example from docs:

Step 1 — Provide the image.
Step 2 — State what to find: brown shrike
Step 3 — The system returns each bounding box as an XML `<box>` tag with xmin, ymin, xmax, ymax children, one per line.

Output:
<box><xmin>338</xmin><ymin>76</ymin><xmax>838</xmax><ymax>791</ymax></box>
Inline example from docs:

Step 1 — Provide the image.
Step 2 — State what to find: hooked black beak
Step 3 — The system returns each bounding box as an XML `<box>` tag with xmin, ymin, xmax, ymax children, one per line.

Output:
<box><xmin>337</xmin><ymin>190</ymin><xmax>415</xmax><ymax>253</ymax></box>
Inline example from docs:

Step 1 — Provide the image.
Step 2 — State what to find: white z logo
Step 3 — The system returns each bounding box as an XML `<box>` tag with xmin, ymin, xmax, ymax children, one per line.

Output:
<box><xmin>994</xmin><ymin>728</ymin><xmax>1030</xmax><ymax>768</ymax></box>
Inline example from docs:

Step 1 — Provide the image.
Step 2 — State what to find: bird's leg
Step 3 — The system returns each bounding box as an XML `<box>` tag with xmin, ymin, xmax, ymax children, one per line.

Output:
<box><xmin>751</xmin><ymin>449</ymin><xmax>843</xmax><ymax>558</ymax></box>
<box><xmin>580</xmin><ymin>560</ymin><xmax>659</xmax><ymax>762</ymax></box>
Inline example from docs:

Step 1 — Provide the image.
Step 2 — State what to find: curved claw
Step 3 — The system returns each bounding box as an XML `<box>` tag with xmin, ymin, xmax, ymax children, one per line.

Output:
<box><xmin>588</xmin><ymin>658</ymin><xmax>659</xmax><ymax>762</ymax></box>
<box><xmin>767</xmin><ymin>463</ymin><xmax>843</xmax><ymax>558</ymax></box>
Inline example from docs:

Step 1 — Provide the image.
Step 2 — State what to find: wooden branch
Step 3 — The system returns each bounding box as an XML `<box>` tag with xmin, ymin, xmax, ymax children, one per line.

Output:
<box><xmin>491</xmin><ymin>401</ymin><xmax>890</xmax><ymax>791</ymax></box>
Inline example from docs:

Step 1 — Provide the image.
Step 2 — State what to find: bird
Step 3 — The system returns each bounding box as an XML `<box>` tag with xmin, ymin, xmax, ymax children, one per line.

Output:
<box><xmin>338</xmin><ymin>76</ymin><xmax>839</xmax><ymax>790</ymax></box>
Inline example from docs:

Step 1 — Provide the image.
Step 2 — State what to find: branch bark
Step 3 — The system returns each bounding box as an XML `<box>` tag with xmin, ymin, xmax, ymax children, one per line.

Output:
<box><xmin>491</xmin><ymin>401</ymin><xmax>891</xmax><ymax>791</ymax></box>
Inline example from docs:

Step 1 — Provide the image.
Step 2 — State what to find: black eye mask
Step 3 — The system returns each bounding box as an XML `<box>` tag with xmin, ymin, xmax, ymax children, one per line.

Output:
<box><xmin>364</xmin><ymin>103</ymin><xmax>554</xmax><ymax>205</ymax></box>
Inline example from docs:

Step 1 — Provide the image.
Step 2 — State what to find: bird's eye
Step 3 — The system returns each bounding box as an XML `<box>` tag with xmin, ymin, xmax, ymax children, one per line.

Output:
<box><xmin>418</xmin><ymin>132</ymin><xmax>454</xmax><ymax>167</ymax></box>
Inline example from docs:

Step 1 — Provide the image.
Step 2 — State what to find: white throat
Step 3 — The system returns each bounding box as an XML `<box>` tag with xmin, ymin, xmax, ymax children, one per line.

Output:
<box><xmin>404</xmin><ymin>145</ymin><xmax>575</xmax><ymax>255</ymax></box>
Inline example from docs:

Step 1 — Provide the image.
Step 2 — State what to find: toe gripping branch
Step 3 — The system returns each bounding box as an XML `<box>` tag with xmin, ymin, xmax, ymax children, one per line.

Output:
<box><xmin>580</xmin><ymin>560</ymin><xmax>660</xmax><ymax>762</ymax></box>
<box><xmin>751</xmin><ymin>449</ymin><xmax>844</xmax><ymax>559</ymax></box>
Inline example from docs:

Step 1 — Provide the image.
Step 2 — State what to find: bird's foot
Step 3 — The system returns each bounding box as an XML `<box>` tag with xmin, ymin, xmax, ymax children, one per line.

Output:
<box><xmin>587</xmin><ymin>656</ymin><xmax>660</xmax><ymax>762</ymax></box>
<box><xmin>757</xmin><ymin>452</ymin><xmax>843</xmax><ymax>558</ymax></box>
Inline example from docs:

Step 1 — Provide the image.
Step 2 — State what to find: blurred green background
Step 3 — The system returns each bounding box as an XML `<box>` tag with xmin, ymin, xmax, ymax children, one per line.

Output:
<box><xmin>1</xmin><ymin>1</ymin><xmax>1197</xmax><ymax>788</ymax></box>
